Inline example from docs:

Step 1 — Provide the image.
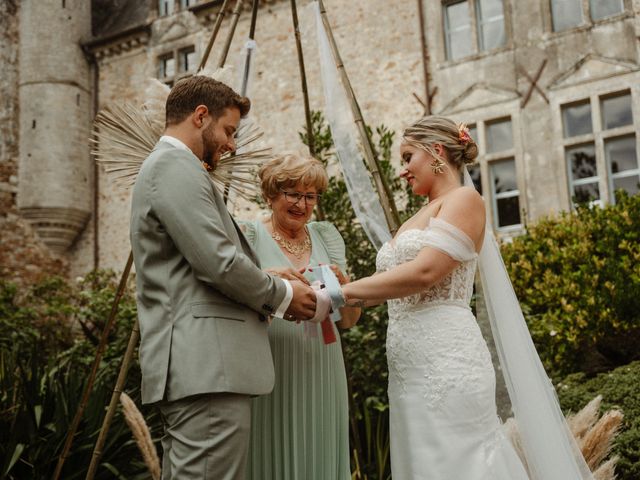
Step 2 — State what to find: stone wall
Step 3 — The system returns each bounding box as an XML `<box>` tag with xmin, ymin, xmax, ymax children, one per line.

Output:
<box><xmin>0</xmin><ymin>0</ymin><xmax>19</xmax><ymax>215</ymax></box>
<box><xmin>0</xmin><ymin>213</ymin><xmax>68</xmax><ymax>287</ymax></box>
<box><xmin>425</xmin><ymin>0</ymin><xmax>639</xmax><ymax>226</ymax></box>
<box><xmin>91</xmin><ymin>0</ymin><xmax>426</xmax><ymax>272</ymax></box>
<box><xmin>0</xmin><ymin>1</ymin><xmax>70</xmax><ymax>284</ymax></box>
<box><xmin>5</xmin><ymin>0</ymin><xmax>640</xmax><ymax>279</ymax></box>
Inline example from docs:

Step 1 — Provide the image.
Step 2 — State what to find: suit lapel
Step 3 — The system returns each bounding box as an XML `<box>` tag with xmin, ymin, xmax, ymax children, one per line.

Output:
<box><xmin>207</xmin><ymin>176</ymin><xmax>260</xmax><ymax>266</ymax></box>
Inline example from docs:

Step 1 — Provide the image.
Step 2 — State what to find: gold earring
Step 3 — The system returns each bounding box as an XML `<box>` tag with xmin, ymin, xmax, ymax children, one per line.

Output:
<box><xmin>431</xmin><ymin>158</ymin><xmax>445</xmax><ymax>174</ymax></box>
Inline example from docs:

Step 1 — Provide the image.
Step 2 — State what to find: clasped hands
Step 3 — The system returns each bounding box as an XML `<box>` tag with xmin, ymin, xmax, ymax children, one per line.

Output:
<box><xmin>267</xmin><ymin>265</ymin><xmax>349</xmax><ymax>323</ymax></box>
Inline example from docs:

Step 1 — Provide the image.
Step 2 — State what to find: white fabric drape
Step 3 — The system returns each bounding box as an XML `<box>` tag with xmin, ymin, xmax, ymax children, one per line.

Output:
<box><xmin>311</xmin><ymin>2</ymin><xmax>392</xmax><ymax>250</ymax></box>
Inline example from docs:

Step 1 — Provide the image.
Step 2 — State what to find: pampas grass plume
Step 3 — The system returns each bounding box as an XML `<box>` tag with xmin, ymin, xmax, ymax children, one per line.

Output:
<box><xmin>593</xmin><ymin>455</ymin><xmax>619</xmax><ymax>480</ymax></box>
<box><xmin>580</xmin><ymin>409</ymin><xmax>624</xmax><ymax>471</ymax></box>
<box><xmin>567</xmin><ymin>394</ymin><xmax>602</xmax><ymax>441</ymax></box>
<box><xmin>504</xmin><ymin>395</ymin><xmax>623</xmax><ymax>479</ymax></box>
<box><xmin>120</xmin><ymin>392</ymin><xmax>161</xmax><ymax>480</ymax></box>
<box><xmin>503</xmin><ymin>417</ymin><xmax>529</xmax><ymax>474</ymax></box>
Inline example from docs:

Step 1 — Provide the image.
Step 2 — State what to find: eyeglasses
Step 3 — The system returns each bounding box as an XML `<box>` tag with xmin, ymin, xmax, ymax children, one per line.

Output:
<box><xmin>280</xmin><ymin>189</ymin><xmax>322</xmax><ymax>206</ymax></box>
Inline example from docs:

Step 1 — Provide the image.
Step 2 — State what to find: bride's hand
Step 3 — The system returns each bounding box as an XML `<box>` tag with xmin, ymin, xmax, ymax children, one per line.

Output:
<box><xmin>265</xmin><ymin>267</ymin><xmax>310</xmax><ymax>285</ymax></box>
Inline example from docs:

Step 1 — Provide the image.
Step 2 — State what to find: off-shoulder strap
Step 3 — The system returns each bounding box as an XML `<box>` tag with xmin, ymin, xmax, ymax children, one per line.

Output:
<box><xmin>423</xmin><ymin>217</ymin><xmax>477</xmax><ymax>262</ymax></box>
<box><xmin>310</xmin><ymin>221</ymin><xmax>347</xmax><ymax>271</ymax></box>
<box><xmin>237</xmin><ymin>219</ymin><xmax>258</xmax><ymax>248</ymax></box>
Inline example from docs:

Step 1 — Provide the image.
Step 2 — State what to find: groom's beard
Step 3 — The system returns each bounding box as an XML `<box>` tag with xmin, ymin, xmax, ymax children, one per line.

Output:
<box><xmin>201</xmin><ymin>125</ymin><xmax>220</xmax><ymax>171</ymax></box>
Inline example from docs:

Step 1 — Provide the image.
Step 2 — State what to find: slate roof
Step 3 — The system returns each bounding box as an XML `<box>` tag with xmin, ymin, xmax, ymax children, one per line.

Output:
<box><xmin>92</xmin><ymin>0</ymin><xmax>152</xmax><ymax>40</ymax></box>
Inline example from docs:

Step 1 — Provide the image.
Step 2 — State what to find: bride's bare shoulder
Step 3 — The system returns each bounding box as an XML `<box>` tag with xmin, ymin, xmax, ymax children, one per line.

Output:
<box><xmin>445</xmin><ymin>187</ymin><xmax>484</xmax><ymax>214</ymax></box>
<box><xmin>437</xmin><ymin>187</ymin><xmax>485</xmax><ymax>245</ymax></box>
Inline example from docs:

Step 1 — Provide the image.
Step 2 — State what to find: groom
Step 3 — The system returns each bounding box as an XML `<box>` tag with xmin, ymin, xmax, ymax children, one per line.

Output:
<box><xmin>130</xmin><ymin>76</ymin><xmax>318</xmax><ymax>479</ymax></box>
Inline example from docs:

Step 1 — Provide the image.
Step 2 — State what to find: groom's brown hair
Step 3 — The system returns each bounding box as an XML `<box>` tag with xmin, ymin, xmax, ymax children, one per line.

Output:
<box><xmin>165</xmin><ymin>76</ymin><xmax>250</xmax><ymax>126</ymax></box>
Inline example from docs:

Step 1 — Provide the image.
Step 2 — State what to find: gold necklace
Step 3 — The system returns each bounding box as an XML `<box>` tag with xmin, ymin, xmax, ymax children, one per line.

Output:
<box><xmin>271</xmin><ymin>226</ymin><xmax>311</xmax><ymax>259</ymax></box>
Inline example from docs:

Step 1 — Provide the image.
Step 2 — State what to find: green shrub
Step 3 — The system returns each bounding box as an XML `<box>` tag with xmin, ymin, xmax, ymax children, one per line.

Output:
<box><xmin>558</xmin><ymin>361</ymin><xmax>640</xmax><ymax>480</ymax></box>
<box><xmin>0</xmin><ymin>272</ymin><xmax>161</xmax><ymax>479</ymax></box>
<box><xmin>501</xmin><ymin>193</ymin><xmax>640</xmax><ymax>377</ymax></box>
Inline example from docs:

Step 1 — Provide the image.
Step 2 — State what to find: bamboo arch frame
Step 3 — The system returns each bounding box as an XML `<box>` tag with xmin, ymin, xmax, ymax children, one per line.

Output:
<box><xmin>53</xmin><ymin>1</ymin><xmax>402</xmax><ymax>478</ymax></box>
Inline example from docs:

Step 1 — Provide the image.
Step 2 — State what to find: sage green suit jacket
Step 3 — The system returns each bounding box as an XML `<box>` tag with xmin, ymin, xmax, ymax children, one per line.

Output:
<box><xmin>130</xmin><ymin>140</ymin><xmax>286</xmax><ymax>405</ymax></box>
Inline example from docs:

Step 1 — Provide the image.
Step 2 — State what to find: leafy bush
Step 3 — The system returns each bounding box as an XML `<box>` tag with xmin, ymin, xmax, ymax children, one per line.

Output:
<box><xmin>501</xmin><ymin>193</ymin><xmax>640</xmax><ymax>377</ymax></box>
<box><xmin>0</xmin><ymin>272</ymin><xmax>161</xmax><ymax>479</ymax></box>
<box><xmin>558</xmin><ymin>361</ymin><xmax>640</xmax><ymax>480</ymax></box>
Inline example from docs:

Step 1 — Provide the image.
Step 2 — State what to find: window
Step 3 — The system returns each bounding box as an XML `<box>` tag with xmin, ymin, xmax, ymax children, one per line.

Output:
<box><xmin>476</xmin><ymin>0</ymin><xmax>506</xmax><ymax>50</ymax></box>
<box><xmin>590</xmin><ymin>0</ymin><xmax>624</xmax><ymax>21</ymax></box>
<box><xmin>444</xmin><ymin>2</ymin><xmax>473</xmax><ymax>60</ymax></box>
<box><xmin>601</xmin><ymin>93</ymin><xmax>633</xmax><ymax>129</ymax></box>
<box><xmin>463</xmin><ymin>118</ymin><xmax>522</xmax><ymax>230</ymax></box>
<box><xmin>606</xmin><ymin>136</ymin><xmax>639</xmax><ymax>201</ymax></box>
<box><xmin>159</xmin><ymin>0</ymin><xmax>192</xmax><ymax>16</ymax></box>
<box><xmin>159</xmin><ymin>0</ymin><xmax>175</xmax><ymax>16</ymax></box>
<box><xmin>157</xmin><ymin>46</ymin><xmax>197</xmax><ymax>87</ymax></box>
<box><xmin>486</xmin><ymin>117</ymin><xmax>513</xmax><ymax>153</ymax></box>
<box><xmin>443</xmin><ymin>0</ymin><xmax>506</xmax><ymax>61</ymax></box>
<box><xmin>562</xmin><ymin>100</ymin><xmax>592</xmax><ymax>137</ymax></box>
<box><xmin>561</xmin><ymin>91</ymin><xmax>637</xmax><ymax>205</ymax></box>
<box><xmin>551</xmin><ymin>0</ymin><xmax>624</xmax><ymax>31</ymax></box>
<box><xmin>550</xmin><ymin>0</ymin><xmax>583</xmax><ymax>31</ymax></box>
<box><xmin>566</xmin><ymin>143</ymin><xmax>601</xmax><ymax>204</ymax></box>
<box><xmin>491</xmin><ymin>159</ymin><xmax>521</xmax><ymax>229</ymax></box>
<box><xmin>179</xmin><ymin>46</ymin><xmax>197</xmax><ymax>74</ymax></box>
<box><xmin>158</xmin><ymin>54</ymin><xmax>175</xmax><ymax>82</ymax></box>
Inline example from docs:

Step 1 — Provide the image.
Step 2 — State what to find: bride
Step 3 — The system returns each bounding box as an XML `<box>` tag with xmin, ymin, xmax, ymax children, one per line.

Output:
<box><xmin>340</xmin><ymin>116</ymin><xmax>534</xmax><ymax>479</ymax></box>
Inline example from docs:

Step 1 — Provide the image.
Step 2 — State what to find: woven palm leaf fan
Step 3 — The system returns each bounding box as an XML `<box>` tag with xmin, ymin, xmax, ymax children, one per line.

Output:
<box><xmin>91</xmin><ymin>70</ymin><xmax>273</xmax><ymax>202</ymax></box>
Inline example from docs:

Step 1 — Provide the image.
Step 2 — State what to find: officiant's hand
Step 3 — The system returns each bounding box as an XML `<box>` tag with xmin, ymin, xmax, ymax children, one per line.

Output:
<box><xmin>308</xmin><ymin>263</ymin><xmax>350</xmax><ymax>285</ymax></box>
<box><xmin>285</xmin><ymin>280</ymin><xmax>317</xmax><ymax>321</ymax></box>
<box><xmin>329</xmin><ymin>264</ymin><xmax>350</xmax><ymax>285</ymax></box>
<box><xmin>265</xmin><ymin>267</ymin><xmax>310</xmax><ymax>285</ymax></box>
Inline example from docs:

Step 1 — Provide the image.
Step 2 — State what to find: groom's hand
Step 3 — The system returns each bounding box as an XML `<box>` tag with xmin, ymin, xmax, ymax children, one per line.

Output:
<box><xmin>285</xmin><ymin>280</ymin><xmax>317</xmax><ymax>321</ymax></box>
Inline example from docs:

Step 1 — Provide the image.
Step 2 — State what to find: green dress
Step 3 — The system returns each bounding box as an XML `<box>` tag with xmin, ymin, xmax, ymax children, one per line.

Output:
<box><xmin>241</xmin><ymin>220</ymin><xmax>351</xmax><ymax>480</ymax></box>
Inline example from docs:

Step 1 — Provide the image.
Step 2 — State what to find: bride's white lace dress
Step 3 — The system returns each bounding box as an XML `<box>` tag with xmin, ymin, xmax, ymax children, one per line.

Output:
<box><xmin>376</xmin><ymin>217</ymin><xmax>529</xmax><ymax>480</ymax></box>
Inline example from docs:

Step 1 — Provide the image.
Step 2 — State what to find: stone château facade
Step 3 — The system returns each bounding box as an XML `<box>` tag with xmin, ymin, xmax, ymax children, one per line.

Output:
<box><xmin>1</xmin><ymin>0</ymin><xmax>638</xmax><ymax>279</ymax></box>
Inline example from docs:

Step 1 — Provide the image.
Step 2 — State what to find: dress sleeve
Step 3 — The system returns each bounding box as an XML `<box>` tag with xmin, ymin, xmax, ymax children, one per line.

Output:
<box><xmin>311</xmin><ymin>221</ymin><xmax>347</xmax><ymax>272</ymax></box>
<box><xmin>423</xmin><ymin>217</ymin><xmax>478</xmax><ymax>262</ymax></box>
<box><xmin>238</xmin><ymin>220</ymin><xmax>258</xmax><ymax>248</ymax></box>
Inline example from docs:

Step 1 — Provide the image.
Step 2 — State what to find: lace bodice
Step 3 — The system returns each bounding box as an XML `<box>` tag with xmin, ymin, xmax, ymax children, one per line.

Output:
<box><xmin>376</xmin><ymin>217</ymin><xmax>478</xmax><ymax>314</ymax></box>
<box><xmin>380</xmin><ymin>218</ymin><xmax>492</xmax><ymax>410</ymax></box>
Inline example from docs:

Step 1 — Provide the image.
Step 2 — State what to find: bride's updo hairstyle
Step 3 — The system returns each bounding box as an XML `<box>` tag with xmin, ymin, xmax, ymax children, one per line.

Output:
<box><xmin>402</xmin><ymin>115</ymin><xmax>478</xmax><ymax>170</ymax></box>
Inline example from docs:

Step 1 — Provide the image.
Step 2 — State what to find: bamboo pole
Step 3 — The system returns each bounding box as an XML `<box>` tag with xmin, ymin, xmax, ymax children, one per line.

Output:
<box><xmin>416</xmin><ymin>0</ymin><xmax>431</xmax><ymax>115</ymax></box>
<box><xmin>52</xmin><ymin>252</ymin><xmax>133</xmax><ymax>480</ymax></box>
<box><xmin>289</xmin><ymin>0</ymin><xmax>325</xmax><ymax>220</ymax></box>
<box><xmin>223</xmin><ymin>0</ymin><xmax>252</xmax><ymax>205</ymax></box>
<box><xmin>317</xmin><ymin>0</ymin><xmax>400</xmax><ymax>233</ymax></box>
<box><xmin>85</xmin><ymin>319</ymin><xmax>141</xmax><ymax>480</ymax></box>
<box><xmin>290</xmin><ymin>0</ymin><xmax>315</xmax><ymax>157</ymax></box>
<box><xmin>217</xmin><ymin>0</ymin><xmax>244</xmax><ymax>68</ymax></box>
<box><xmin>239</xmin><ymin>0</ymin><xmax>259</xmax><ymax>96</ymax></box>
<box><xmin>197</xmin><ymin>0</ymin><xmax>232</xmax><ymax>72</ymax></box>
